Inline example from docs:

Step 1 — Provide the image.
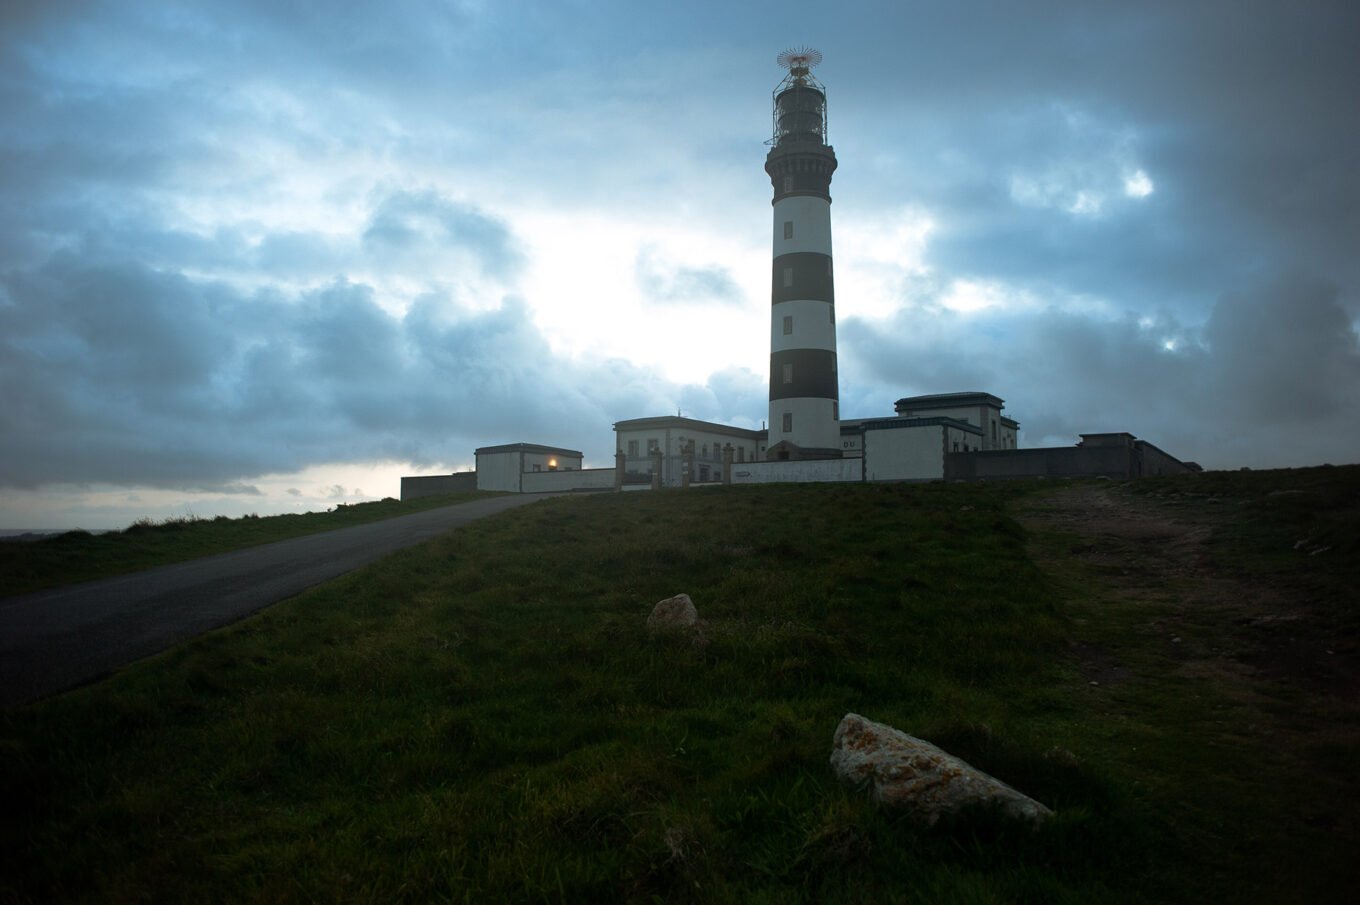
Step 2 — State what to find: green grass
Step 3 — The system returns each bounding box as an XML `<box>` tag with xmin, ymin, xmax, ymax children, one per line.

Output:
<box><xmin>0</xmin><ymin>492</ymin><xmax>503</xmax><ymax>597</ymax></box>
<box><xmin>1</xmin><ymin>473</ymin><xmax>1356</xmax><ymax>902</ymax></box>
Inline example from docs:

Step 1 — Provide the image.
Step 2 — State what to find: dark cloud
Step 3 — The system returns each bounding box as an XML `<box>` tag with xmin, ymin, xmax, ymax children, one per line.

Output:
<box><xmin>634</xmin><ymin>247</ymin><xmax>743</xmax><ymax>305</ymax></box>
<box><xmin>829</xmin><ymin>1</ymin><xmax>1360</xmax><ymax>316</ymax></box>
<box><xmin>362</xmin><ymin>191</ymin><xmax>525</xmax><ymax>281</ymax></box>
<box><xmin>196</xmin><ymin>483</ymin><xmax>262</xmax><ymax>496</ymax></box>
<box><xmin>1203</xmin><ymin>273</ymin><xmax>1360</xmax><ymax>422</ymax></box>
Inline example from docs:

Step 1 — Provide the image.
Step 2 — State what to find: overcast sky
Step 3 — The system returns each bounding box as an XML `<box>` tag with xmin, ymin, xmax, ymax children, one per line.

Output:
<box><xmin>2</xmin><ymin>0</ymin><xmax>1357</xmax><ymax>528</ymax></box>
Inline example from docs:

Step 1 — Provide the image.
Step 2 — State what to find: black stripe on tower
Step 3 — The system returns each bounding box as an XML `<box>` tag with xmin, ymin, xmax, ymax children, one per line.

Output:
<box><xmin>769</xmin><ymin>348</ymin><xmax>839</xmax><ymax>401</ymax></box>
<box><xmin>772</xmin><ymin>252</ymin><xmax>834</xmax><ymax>304</ymax></box>
<box><xmin>765</xmin><ymin>146</ymin><xmax>838</xmax><ymax>204</ymax></box>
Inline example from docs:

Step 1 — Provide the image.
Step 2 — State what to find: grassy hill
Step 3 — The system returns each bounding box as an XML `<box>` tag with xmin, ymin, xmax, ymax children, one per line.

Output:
<box><xmin>2</xmin><ymin>469</ymin><xmax>1356</xmax><ymax>902</ymax></box>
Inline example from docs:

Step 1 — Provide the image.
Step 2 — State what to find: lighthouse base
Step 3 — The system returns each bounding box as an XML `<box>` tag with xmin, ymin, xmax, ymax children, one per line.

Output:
<box><xmin>766</xmin><ymin>440</ymin><xmax>843</xmax><ymax>462</ymax></box>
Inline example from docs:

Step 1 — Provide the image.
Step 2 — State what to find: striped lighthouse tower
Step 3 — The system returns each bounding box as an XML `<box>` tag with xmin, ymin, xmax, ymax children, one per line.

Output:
<box><xmin>765</xmin><ymin>48</ymin><xmax>841</xmax><ymax>460</ymax></box>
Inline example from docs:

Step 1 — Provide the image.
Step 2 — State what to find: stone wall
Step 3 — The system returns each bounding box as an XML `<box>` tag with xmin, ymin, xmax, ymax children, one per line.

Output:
<box><xmin>729</xmin><ymin>457</ymin><xmax>862</xmax><ymax>484</ymax></box>
<box><xmin>945</xmin><ymin>442</ymin><xmax>1195</xmax><ymax>480</ymax></box>
<box><xmin>400</xmin><ymin>472</ymin><xmax>478</xmax><ymax>501</ymax></box>
<box><xmin>520</xmin><ymin>467</ymin><xmax>617</xmax><ymax>493</ymax></box>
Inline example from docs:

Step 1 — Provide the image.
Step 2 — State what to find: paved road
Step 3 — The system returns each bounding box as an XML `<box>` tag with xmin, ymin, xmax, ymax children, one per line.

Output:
<box><xmin>0</xmin><ymin>493</ymin><xmax>562</xmax><ymax>708</ymax></box>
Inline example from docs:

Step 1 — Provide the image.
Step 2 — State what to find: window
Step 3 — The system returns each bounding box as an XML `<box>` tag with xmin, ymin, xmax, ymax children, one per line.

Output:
<box><xmin>783</xmin><ymin>220</ymin><xmax>793</xmax><ymax>239</ymax></box>
<box><xmin>953</xmin><ymin>441</ymin><xmax>960</xmax><ymax>452</ymax></box>
<box><xmin>833</xmin><ymin>401</ymin><xmax>839</xmax><ymax>419</ymax></box>
<box><xmin>782</xmin><ymin>412</ymin><xmax>793</xmax><ymax>433</ymax></box>
<box><xmin>783</xmin><ymin>175</ymin><xmax>793</xmax><ymax>193</ymax></box>
<box><xmin>627</xmin><ymin>440</ymin><xmax>638</xmax><ymax>457</ymax></box>
<box><xmin>783</xmin><ymin>315</ymin><xmax>793</xmax><ymax>335</ymax></box>
<box><xmin>647</xmin><ymin>438</ymin><xmax>659</xmax><ymax>453</ymax></box>
<box><xmin>737</xmin><ymin>447</ymin><xmax>745</xmax><ymax>463</ymax></box>
<box><xmin>782</xmin><ymin>363</ymin><xmax>793</xmax><ymax>384</ymax></box>
<box><xmin>532</xmin><ymin>464</ymin><xmax>542</xmax><ymax>472</ymax></box>
<box><xmin>782</xmin><ymin>267</ymin><xmax>793</xmax><ymax>287</ymax></box>
<box><xmin>991</xmin><ymin>420</ymin><xmax>997</xmax><ymax>443</ymax></box>
<box><xmin>829</xmin><ymin>306</ymin><xmax>835</xmax><ymax>324</ymax></box>
<box><xmin>701</xmin><ymin>443</ymin><xmax>709</xmax><ymax>459</ymax></box>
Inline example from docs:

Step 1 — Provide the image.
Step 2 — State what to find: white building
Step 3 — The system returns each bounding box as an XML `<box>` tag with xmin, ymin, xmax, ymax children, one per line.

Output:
<box><xmin>474</xmin><ymin>443</ymin><xmax>583</xmax><ymax>493</ymax></box>
<box><xmin>611</xmin><ymin>392</ymin><xmax>1022</xmax><ymax>487</ymax></box>
<box><xmin>892</xmin><ymin>392</ymin><xmax>1019</xmax><ymax>451</ymax></box>
<box><xmin>613</xmin><ymin>416</ymin><xmax>764</xmax><ymax>487</ymax></box>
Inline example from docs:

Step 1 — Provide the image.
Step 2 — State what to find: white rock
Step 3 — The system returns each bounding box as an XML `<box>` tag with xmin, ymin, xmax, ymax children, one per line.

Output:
<box><xmin>829</xmin><ymin>713</ymin><xmax>1053</xmax><ymax>825</ymax></box>
<box><xmin>647</xmin><ymin>593</ymin><xmax>698</xmax><ymax>630</ymax></box>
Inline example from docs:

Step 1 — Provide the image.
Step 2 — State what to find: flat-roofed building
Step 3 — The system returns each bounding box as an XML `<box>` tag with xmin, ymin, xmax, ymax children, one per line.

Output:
<box><xmin>613</xmin><ymin>416</ymin><xmax>765</xmax><ymax>487</ymax></box>
<box><xmin>893</xmin><ymin>392</ymin><xmax>1019</xmax><ymax>451</ymax></box>
<box><xmin>474</xmin><ymin>443</ymin><xmax>583</xmax><ymax>493</ymax></box>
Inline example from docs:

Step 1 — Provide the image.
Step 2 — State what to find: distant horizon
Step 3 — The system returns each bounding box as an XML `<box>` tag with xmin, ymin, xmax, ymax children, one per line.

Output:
<box><xmin>7</xmin><ymin>457</ymin><xmax>1360</xmax><ymax>534</ymax></box>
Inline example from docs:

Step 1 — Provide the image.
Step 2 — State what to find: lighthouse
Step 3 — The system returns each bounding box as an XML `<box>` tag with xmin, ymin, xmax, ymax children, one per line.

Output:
<box><xmin>765</xmin><ymin>48</ymin><xmax>841</xmax><ymax>460</ymax></box>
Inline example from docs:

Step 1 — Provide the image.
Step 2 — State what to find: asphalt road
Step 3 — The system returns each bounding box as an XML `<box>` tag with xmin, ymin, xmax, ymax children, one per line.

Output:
<box><xmin>0</xmin><ymin>493</ymin><xmax>562</xmax><ymax>708</ymax></box>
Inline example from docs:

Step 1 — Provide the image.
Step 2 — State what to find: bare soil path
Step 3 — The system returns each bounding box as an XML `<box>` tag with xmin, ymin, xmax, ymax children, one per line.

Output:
<box><xmin>1020</xmin><ymin>482</ymin><xmax>1357</xmax><ymax>699</ymax></box>
<box><xmin>0</xmin><ymin>493</ymin><xmax>563</xmax><ymax>708</ymax></box>
<box><xmin>1017</xmin><ymin>481</ymin><xmax>1360</xmax><ymax>901</ymax></box>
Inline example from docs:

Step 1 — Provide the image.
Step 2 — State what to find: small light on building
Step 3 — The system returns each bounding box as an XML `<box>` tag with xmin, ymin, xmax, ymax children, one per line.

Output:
<box><xmin>548</xmin><ymin>458</ymin><xmax>557</xmax><ymax>469</ymax></box>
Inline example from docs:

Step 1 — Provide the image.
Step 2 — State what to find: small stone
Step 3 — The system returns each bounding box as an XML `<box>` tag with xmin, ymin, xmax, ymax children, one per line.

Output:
<box><xmin>1043</xmin><ymin>745</ymin><xmax>1081</xmax><ymax>767</ymax></box>
<box><xmin>829</xmin><ymin>714</ymin><xmax>1053</xmax><ymax>825</ymax></box>
<box><xmin>1089</xmin><ymin>680</ymin><xmax>1100</xmax><ymax>686</ymax></box>
<box><xmin>647</xmin><ymin>593</ymin><xmax>698</xmax><ymax>630</ymax></box>
<box><xmin>1171</xmin><ymin>636</ymin><xmax>1182</xmax><ymax>643</ymax></box>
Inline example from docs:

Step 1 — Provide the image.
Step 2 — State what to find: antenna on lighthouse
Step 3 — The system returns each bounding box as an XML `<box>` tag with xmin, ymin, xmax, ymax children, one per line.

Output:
<box><xmin>776</xmin><ymin>46</ymin><xmax>822</xmax><ymax>75</ymax></box>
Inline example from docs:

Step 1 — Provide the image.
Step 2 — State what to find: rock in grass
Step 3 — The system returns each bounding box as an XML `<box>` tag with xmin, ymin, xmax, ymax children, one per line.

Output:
<box><xmin>830</xmin><ymin>713</ymin><xmax>1053</xmax><ymax>825</ymax></box>
<box><xmin>647</xmin><ymin>593</ymin><xmax>698</xmax><ymax>630</ymax></box>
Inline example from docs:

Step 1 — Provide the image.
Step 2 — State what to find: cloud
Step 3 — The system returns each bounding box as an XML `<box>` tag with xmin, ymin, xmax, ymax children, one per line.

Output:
<box><xmin>634</xmin><ymin>246</ymin><xmax>743</xmax><ymax>305</ymax></box>
<box><xmin>0</xmin><ymin>240</ymin><xmax>703</xmax><ymax>490</ymax></box>
<box><xmin>839</xmin><ymin>267</ymin><xmax>1360</xmax><ymax>467</ymax></box>
<box><xmin>362</xmin><ymin>190</ymin><xmax>525</xmax><ymax>281</ymax></box>
<box><xmin>193</xmin><ymin>483</ymin><xmax>264</xmax><ymax>496</ymax></box>
<box><xmin>1203</xmin><ymin>272</ymin><xmax>1360</xmax><ymax>423</ymax></box>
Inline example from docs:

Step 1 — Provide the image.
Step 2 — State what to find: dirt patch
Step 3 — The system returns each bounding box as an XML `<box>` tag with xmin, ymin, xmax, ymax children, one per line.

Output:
<box><xmin>1017</xmin><ymin>479</ymin><xmax>1360</xmax><ymax>895</ymax></box>
<box><xmin>1019</xmin><ymin>483</ymin><xmax>1359</xmax><ymax>703</ymax></box>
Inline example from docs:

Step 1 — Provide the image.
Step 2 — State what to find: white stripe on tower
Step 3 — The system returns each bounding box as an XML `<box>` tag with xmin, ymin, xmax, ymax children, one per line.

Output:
<box><xmin>765</xmin><ymin>48</ymin><xmax>840</xmax><ymax>459</ymax></box>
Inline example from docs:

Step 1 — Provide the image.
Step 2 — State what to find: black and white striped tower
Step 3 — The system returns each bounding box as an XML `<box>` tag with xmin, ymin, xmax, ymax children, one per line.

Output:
<box><xmin>765</xmin><ymin>47</ymin><xmax>841</xmax><ymax>460</ymax></box>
